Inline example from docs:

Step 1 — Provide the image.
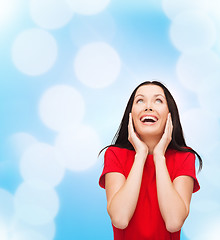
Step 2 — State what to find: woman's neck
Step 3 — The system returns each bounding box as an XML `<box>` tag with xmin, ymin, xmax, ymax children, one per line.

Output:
<box><xmin>140</xmin><ymin>134</ymin><xmax>161</xmax><ymax>155</ymax></box>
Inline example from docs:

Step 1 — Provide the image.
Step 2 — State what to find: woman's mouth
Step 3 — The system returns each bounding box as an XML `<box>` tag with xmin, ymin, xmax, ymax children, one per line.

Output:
<box><xmin>140</xmin><ymin>115</ymin><xmax>158</xmax><ymax>125</ymax></box>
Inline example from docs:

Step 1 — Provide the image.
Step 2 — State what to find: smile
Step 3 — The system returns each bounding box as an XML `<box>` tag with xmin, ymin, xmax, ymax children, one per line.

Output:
<box><xmin>140</xmin><ymin>115</ymin><xmax>158</xmax><ymax>125</ymax></box>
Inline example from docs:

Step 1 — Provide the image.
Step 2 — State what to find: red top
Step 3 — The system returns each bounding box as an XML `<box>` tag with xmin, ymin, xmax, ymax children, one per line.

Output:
<box><xmin>99</xmin><ymin>146</ymin><xmax>200</xmax><ymax>240</ymax></box>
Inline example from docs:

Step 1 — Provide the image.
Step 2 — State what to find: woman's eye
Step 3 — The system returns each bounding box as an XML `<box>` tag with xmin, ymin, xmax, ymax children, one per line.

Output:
<box><xmin>137</xmin><ymin>99</ymin><xmax>144</xmax><ymax>104</ymax></box>
<box><xmin>155</xmin><ymin>99</ymin><xmax>162</xmax><ymax>103</ymax></box>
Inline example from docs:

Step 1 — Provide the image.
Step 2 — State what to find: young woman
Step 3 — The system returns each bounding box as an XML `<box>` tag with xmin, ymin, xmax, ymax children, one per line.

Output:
<box><xmin>99</xmin><ymin>81</ymin><xmax>202</xmax><ymax>240</ymax></box>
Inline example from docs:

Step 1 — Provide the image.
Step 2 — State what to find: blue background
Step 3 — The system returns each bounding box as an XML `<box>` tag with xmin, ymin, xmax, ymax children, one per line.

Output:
<box><xmin>1</xmin><ymin>0</ymin><xmax>220</xmax><ymax>239</ymax></box>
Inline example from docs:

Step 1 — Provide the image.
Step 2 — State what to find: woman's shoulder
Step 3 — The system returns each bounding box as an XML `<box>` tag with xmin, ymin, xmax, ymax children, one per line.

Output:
<box><xmin>106</xmin><ymin>145</ymin><xmax>135</xmax><ymax>155</ymax></box>
<box><xmin>166</xmin><ymin>148</ymin><xmax>195</xmax><ymax>163</ymax></box>
<box><xmin>167</xmin><ymin>148</ymin><xmax>195</xmax><ymax>155</ymax></box>
<box><xmin>166</xmin><ymin>148</ymin><xmax>197</xmax><ymax>178</ymax></box>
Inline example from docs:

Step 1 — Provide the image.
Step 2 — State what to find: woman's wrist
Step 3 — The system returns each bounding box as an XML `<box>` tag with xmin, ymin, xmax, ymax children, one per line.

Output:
<box><xmin>153</xmin><ymin>153</ymin><xmax>166</xmax><ymax>164</ymax></box>
<box><xmin>135</xmin><ymin>151</ymin><xmax>148</xmax><ymax>162</ymax></box>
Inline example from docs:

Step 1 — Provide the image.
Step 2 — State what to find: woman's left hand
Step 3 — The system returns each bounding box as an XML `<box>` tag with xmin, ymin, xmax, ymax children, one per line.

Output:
<box><xmin>153</xmin><ymin>113</ymin><xmax>173</xmax><ymax>159</ymax></box>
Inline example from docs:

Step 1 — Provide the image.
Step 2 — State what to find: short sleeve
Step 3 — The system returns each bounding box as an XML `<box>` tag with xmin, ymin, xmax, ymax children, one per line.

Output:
<box><xmin>99</xmin><ymin>147</ymin><xmax>124</xmax><ymax>189</ymax></box>
<box><xmin>174</xmin><ymin>152</ymin><xmax>200</xmax><ymax>193</ymax></box>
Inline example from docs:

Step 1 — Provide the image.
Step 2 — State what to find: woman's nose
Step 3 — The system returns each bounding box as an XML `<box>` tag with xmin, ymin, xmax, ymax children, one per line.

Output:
<box><xmin>145</xmin><ymin>108</ymin><xmax>153</xmax><ymax>112</ymax></box>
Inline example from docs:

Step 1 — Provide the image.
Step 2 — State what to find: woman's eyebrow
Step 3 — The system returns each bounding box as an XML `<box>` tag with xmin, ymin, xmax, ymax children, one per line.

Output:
<box><xmin>134</xmin><ymin>94</ymin><xmax>145</xmax><ymax>99</ymax></box>
<box><xmin>135</xmin><ymin>93</ymin><xmax>165</xmax><ymax>99</ymax></box>
<box><xmin>154</xmin><ymin>94</ymin><xmax>165</xmax><ymax>98</ymax></box>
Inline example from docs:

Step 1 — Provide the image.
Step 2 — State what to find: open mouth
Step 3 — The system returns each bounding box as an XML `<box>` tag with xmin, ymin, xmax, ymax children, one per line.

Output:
<box><xmin>140</xmin><ymin>115</ymin><xmax>158</xmax><ymax>124</ymax></box>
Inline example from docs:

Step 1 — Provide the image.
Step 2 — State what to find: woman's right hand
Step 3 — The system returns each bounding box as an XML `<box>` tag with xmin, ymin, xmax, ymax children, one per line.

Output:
<box><xmin>128</xmin><ymin>113</ymin><xmax>148</xmax><ymax>158</ymax></box>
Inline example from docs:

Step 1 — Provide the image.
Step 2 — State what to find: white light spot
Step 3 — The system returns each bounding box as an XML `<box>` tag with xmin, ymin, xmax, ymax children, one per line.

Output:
<box><xmin>176</xmin><ymin>51</ymin><xmax>220</xmax><ymax>92</ymax></box>
<box><xmin>182</xmin><ymin>209</ymin><xmax>204</xmax><ymax>239</ymax></box>
<box><xmin>70</xmin><ymin>12</ymin><xmax>116</xmax><ymax>47</ymax></box>
<box><xmin>184</xmin><ymin>215</ymin><xmax>220</xmax><ymax>240</ymax></box>
<box><xmin>55</xmin><ymin>125</ymin><xmax>101</xmax><ymax>171</ymax></box>
<box><xmin>20</xmin><ymin>143</ymin><xmax>65</xmax><ymax>188</ymax></box>
<box><xmin>0</xmin><ymin>189</ymin><xmax>14</xmax><ymax>225</ymax></box>
<box><xmin>197</xmin><ymin>72</ymin><xmax>220</xmax><ymax>118</ymax></box>
<box><xmin>14</xmin><ymin>182</ymin><xmax>59</xmax><ymax>225</ymax></box>
<box><xmin>201</xmin><ymin>0</ymin><xmax>220</xmax><ymax>17</ymax></box>
<box><xmin>0</xmin><ymin>221</ymin><xmax>8</xmax><ymax>240</ymax></box>
<box><xmin>170</xmin><ymin>10</ymin><xmax>216</xmax><ymax>54</ymax></box>
<box><xmin>215</xmin><ymin>32</ymin><xmax>220</xmax><ymax>55</ymax></box>
<box><xmin>74</xmin><ymin>42</ymin><xmax>121</xmax><ymax>88</ymax></box>
<box><xmin>183</xmin><ymin>162</ymin><xmax>220</xmax><ymax>238</ymax></box>
<box><xmin>11</xmin><ymin>230</ymin><xmax>48</xmax><ymax>240</ymax></box>
<box><xmin>30</xmin><ymin>0</ymin><xmax>73</xmax><ymax>29</ymax></box>
<box><xmin>0</xmin><ymin>0</ymin><xmax>15</xmax><ymax>26</ymax></box>
<box><xmin>194</xmin><ymin>218</ymin><xmax>220</xmax><ymax>240</ymax></box>
<box><xmin>65</xmin><ymin>0</ymin><xmax>111</xmax><ymax>15</ymax></box>
<box><xmin>10</xmin><ymin>132</ymin><xmax>38</xmax><ymax>156</ymax></box>
<box><xmin>200</xmin><ymin>142</ymin><xmax>220</xmax><ymax>188</ymax></box>
<box><xmin>11</xmin><ymin>218</ymin><xmax>55</xmax><ymax>240</ymax></box>
<box><xmin>39</xmin><ymin>85</ymin><xmax>85</xmax><ymax>132</ymax></box>
<box><xmin>12</xmin><ymin>28</ymin><xmax>57</xmax><ymax>76</ymax></box>
<box><xmin>181</xmin><ymin>108</ymin><xmax>220</xmax><ymax>155</ymax></box>
<box><xmin>191</xmin><ymin>198</ymin><xmax>220</xmax><ymax>213</ymax></box>
<box><xmin>162</xmin><ymin>0</ymin><xmax>207</xmax><ymax>20</ymax></box>
<box><xmin>33</xmin><ymin>221</ymin><xmax>55</xmax><ymax>240</ymax></box>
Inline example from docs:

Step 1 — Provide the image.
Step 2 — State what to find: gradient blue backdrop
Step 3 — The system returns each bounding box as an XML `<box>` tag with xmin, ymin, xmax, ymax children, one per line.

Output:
<box><xmin>1</xmin><ymin>0</ymin><xmax>220</xmax><ymax>239</ymax></box>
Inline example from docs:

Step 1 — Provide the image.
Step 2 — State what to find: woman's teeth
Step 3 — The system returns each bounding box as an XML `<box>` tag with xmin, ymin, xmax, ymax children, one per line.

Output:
<box><xmin>140</xmin><ymin>116</ymin><xmax>158</xmax><ymax>123</ymax></box>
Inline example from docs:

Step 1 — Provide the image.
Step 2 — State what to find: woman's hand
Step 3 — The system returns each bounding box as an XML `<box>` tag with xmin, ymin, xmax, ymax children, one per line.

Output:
<box><xmin>153</xmin><ymin>113</ymin><xmax>173</xmax><ymax>159</ymax></box>
<box><xmin>128</xmin><ymin>113</ymin><xmax>148</xmax><ymax>158</ymax></box>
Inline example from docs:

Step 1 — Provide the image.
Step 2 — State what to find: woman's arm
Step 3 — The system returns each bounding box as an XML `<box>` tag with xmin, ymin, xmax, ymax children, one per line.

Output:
<box><xmin>153</xmin><ymin>113</ymin><xmax>194</xmax><ymax>232</ymax></box>
<box><xmin>105</xmin><ymin>153</ymin><xmax>146</xmax><ymax>229</ymax></box>
<box><xmin>154</xmin><ymin>157</ymin><xmax>194</xmax><ymax>232</ymax></box>
<box><xmin>105</xmin><ymin>113</ymin><xmax>148</xmax><ymax>229</ymax></box>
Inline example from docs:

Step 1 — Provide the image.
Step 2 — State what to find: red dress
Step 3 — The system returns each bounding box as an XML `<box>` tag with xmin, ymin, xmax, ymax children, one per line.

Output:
<box><xmin>99</xmin><ymin>146</ymin><xmax>200</xmax><ymax>240</ymax></box>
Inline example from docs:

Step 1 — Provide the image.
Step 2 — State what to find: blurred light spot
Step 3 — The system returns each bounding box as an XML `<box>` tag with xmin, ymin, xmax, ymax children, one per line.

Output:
<box><xmin>202</xmin><ymin>0</ymin><xmax>220</xmax><ymax>16</ymax></box>
<box><xmin>11</xmin><ymin>229</ymin><xmax>48</xmax><ymax>240</ymax></box>
<box><xmin>14</xmin><ymin>182</ymin><xmax>59</xmax><ymax>225</ymax></box>
<box><xmin>193</xmin><ymin>199</ymin><xmax>220</xmax><ymax>213</ymax></box>
<box><xmin>201</xmin><ymin>142</ymin><xmax>220</xmax><ymax>188</ymax></box>
<box><xmin>181</xmin><ymin>108</ymin><xmax>220</xmax><ymax>155</ymax></box>
<box><xmin>12</xmin><ymin>28</ymin><xmax>57</xmax><ymax>76</ymax></box>
<box><xmin>182</xmin><ymin>180</ymin><xmax>219</xmax><ymax>239</ymax></box>
<box><xmin>162</xmin><ymin>0</ymin><xmax>206</xmax><ymax>20</ymax></box>
<box><xmin>176</xmin><ymin>51</ymin><xmax>220</xmax><ymax>91</ymax></box>
<box><xmin>0</xmin><ymin>221</ymin><xmax>8</xmax><ymax>240</ymax></box>
<box><xmin>184</xmin><ymin>216</ymin><xmax>220</xmax><ymax>240</ymax></box>
<box><xmin>55</xmin><ymin>125</ymin><xmax>101</xmax><ymax>171</ymax></box>
<box><xmin>39</xmin><ymin>85</ymin><xmax>85</xmax><ymax>132</ymax></box>
<box><xmin>20</xmin><ymin>143</ymin><xmax>65</xmax><ymax>188</ymax></box>
<box><xmin>190</xmin><ymin>169</ymin><xmax>215</xmax><ymax>209</ymax></box>
<box><xmin>170</xmin><ymin>10</ymin><xmax>216</xmax><ymax>54</ymax></box>
<box><xmin>0</xmin><ymin>0</ymin><xmax>15</xmax><ymax>26</ymax></box>
<box><xmin>70</xmin><ymin>12</ymin><xmax>116</xmax><ymax>47</ymax></box>
<box><xmin>10</xmin><ymin>132</ymin><xmax>38</xmax><ymax>157</ymax></box>
<box><xmin>74</xmin><ymin>42</ymin><xmax>121</xmax><ymax>88</ymax></box>
<box><xmin>65</xmin><ymin>0</ymin><xmax>111</xmax><ymax>15</ymax></box>
<box><xmin>30</xmin><ymin>0</ymin><xmax>73</xmax><ymax>29</ymax></box>
<box><xmin>182</xmin><ymin>209</ymin><xmax>206</xmax><ymax>239</ymax></box>
<box><xmin>11</xmin><ymin>218</ymin><xmax>55</xmax><ymax>240</ymax></box>
<box><xmin>215</xmin><ymin>32</ymin><xmax>220</xmax><ymax>55</ymax></box>
<box><xmin>205</xmin><ymin>1</ymin><xmax>220</xmax><ymax>44</ymax></box>
<box><xmin>194</xmin><ymin>218</ymin><xmax>220</xmax><ymax>240</ymax></box>
<box><xmin>33</xmin><ymin>221</ymin><xmax>55</xmax><ymax>240</ymax></box>
<box><xmin>0</xmin><ymin>189</ymin><xmax>14</xmax><ymax>225</ymax></box>
<box><xmin>197</xmin><ymin>72</ymin><xmax>220</xmax><ymax>117</ymax></box>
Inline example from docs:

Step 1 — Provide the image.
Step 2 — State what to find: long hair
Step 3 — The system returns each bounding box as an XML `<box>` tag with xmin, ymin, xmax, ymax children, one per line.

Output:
<box><xmin>101</xmin><ymin>80</ymin><xmax>202</xmax><ymax>171</ymax></box>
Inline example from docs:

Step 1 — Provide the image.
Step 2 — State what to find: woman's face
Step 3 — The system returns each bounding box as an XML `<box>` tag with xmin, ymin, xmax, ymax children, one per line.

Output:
<box><xmin>131</xmin><ymin>84</ymin><xmax>169</xmax><ymax>139</ymax></box>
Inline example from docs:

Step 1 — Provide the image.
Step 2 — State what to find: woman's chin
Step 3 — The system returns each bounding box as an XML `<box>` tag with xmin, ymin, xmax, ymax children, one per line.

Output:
<box><xmin>138</xmin><ymin>129</ymin><xmax>163</xmax><ymax>139</ymax></box>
